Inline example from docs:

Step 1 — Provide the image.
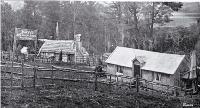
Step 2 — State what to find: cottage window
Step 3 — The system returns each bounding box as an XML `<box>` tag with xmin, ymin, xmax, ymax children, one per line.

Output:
<box><xmin>155</xmin><ymin>73</ymin><xmax>161</xmax><ymax>81</ymax></box>
<box><xmin>134</xmin><ymin>64</ymin><xmax>140</xmax><ymax>77</ymax></box>
<box><xmin>117</xmin><ymin>65</ymin><xmax>119</xmax><ymax>72</ymax></box>
<box><xmin>116</xmin><ymin>65</ymin><xmax>123</xmax><ymax>73</ymax></box>
<box><xmin>119</xmin><ymin>66</ymin><xmax>123</xmax><ymax>73</ymax></box>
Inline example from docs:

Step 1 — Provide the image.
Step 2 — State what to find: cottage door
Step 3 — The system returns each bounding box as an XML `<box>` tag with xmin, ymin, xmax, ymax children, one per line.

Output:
<box><xmin>134</xmin><ymin>65</ymin><xmax>140</xmax><ymax>77</ymax></box>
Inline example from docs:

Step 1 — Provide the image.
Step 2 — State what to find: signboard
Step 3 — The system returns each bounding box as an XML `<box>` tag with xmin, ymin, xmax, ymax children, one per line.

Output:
<box><xmin>15</xmin><ymin>28</ymin><xmax>37</xmax><ymax>40</ymax></box>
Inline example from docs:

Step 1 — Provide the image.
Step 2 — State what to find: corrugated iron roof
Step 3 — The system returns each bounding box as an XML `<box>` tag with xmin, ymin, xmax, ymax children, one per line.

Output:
<box><xmin>39</xmin><ymin>40</ymin><xmax>75</xmax><ymax>54</ymax></box>
<box><xmin>105</xmin><ymin>46</ymin><xmax>185</xmax><ymax>75</ymax></box>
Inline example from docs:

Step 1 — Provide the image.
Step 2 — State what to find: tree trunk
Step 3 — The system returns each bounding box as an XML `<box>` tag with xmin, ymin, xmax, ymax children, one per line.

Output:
<box><xmin>150</xmin><ymin>2</ymin><xmax>155</xmax><ymax>38</ymax></box>
<box><xmin>133</xmin><ymin>3</ymin><xmax>142</xmax><ymax>49</ymax></box>
<box><xmin>73</xmin><ymin>3</ymin><xmax>76</xmax><ymax>37</ymax></box>
<box><xmin>119</xmin><ymin>25</ymin><xmax>124</xmax><ymax>47</ymax></box>
<box><xmin>104</xmin><ymin>24</ymin><xmax>107</xmax><ymax>52</ymax></box>
<box><xmin>149</xmin><ymin>2</ymin><xmax>155</xmax><ymax>51</ymax></box>
<box><xmin>198</xmin><ymin>3</ymin><xmax>200</xmax><ymax>34</ymax></box>
<box><xmin>117</xmin><ymin>2</ymin><xmax>124</xmax><ymax>47</ymax></box>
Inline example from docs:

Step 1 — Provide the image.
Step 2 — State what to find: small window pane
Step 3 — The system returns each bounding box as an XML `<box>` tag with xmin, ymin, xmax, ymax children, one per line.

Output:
<box><xmin>119</xmin><ymin>66</ymin><xmax>123</xmax><ymax>73</ymax></box>
<box><xmin>155</xmin><ymin>73</ymin><xmax>161</xmax><ymax>81</ymax></box>
<box><xmin>156</xmin><ymin>73</ymin><xmax>159</xmax><ymax>80</ymax></box>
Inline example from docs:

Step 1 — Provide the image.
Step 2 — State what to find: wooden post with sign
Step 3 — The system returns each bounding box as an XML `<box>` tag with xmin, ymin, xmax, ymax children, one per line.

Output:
<box><xmin>15</xmin><ymin>28</ymin><xmax>38</xmax><ymax>62</ymax></box>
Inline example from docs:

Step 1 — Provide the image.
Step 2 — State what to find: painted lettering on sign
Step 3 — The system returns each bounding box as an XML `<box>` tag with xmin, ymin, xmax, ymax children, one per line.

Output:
<box><xmin>15</xmin><ymin>28</ymin><xmax>37</xmax><ymax>40</ymax></box>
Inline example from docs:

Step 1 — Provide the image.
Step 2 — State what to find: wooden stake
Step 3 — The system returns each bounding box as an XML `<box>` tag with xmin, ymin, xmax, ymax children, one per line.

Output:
<box><xmin>12</xmin><ymin>30</ymin><xmax>16</xmax><ymax>67</ymax></box>
<box><xmin>94</xmin><ymin>71</ymin><xmax>98</xmax><ymax>91</ymax></box>
<box><xmin>109</xmin><ymin>75</ymin><xmax>112</xmax><ymax>92</ymax></box>
<box><xmin>10</xmin><ymin>63</ymin><xmax>13</xmax><ymax>104</ymax></box>
<box><xmin>33</xmin><ymin>67</ymin><xmax>37</xmax><ymax>89</ymax></box>
<box><xmin>51</xmin><ymin>65</ymin><xmax>54</xmax><ymax>85</ymax></box>
<box><xmin>21</xmin><ymin>59</ymin><xmax>24</xmax><ymax>89</ymax></box>
<box><xmin>136</xmin><ymin>75</ymin><xmax>139</xmax><ymax>92</ymax></box>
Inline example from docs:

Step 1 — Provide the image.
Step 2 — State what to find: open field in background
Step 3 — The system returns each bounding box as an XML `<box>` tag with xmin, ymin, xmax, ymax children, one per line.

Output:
<box><xmin>1</xmin><ymin>61</ymin><xmax>200</xmax><ymax>108</ymax></box>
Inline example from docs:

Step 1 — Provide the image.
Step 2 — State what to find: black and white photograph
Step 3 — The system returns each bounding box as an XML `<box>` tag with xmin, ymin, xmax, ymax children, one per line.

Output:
<box><xmin>1</xmin><ymin>0</ymin><xmax>200</xmax><ymax>107</ymax></box>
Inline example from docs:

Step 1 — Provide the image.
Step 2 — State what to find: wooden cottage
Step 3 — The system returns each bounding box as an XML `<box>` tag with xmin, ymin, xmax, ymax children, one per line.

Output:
<box><xmin>38</xmin><ymin>34</ymin><xmax>89</xmax><ymax>63</ymax></box>
<box><xmin>105</xmin><ymin>46</ymin><xmax>189</xmax><ymax>91</ymax></box>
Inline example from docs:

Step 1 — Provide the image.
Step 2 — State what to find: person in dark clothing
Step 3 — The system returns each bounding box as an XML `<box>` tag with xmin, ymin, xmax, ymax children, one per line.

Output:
<box><xmin>95</xmin><ymin>65</ymin><xmax>103</xmax><ymax>72</ymax></box>
<box><xmin>59</xmin><ymin>50</ymin><xmax>62</xmax><ymax>63</ymax></box>
<box><xmin>94</xmin><ymin>60</ymin><xmax>106</xmax><ymax>77</ymax></box>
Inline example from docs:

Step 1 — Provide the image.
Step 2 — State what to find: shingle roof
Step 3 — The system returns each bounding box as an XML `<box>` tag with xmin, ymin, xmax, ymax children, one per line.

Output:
<box><xmin>105</xmin><ymin>46</ymin><xmax>185</xmax><ymax>75</ymax></box>
<box><xmin>39</xmin><ymin>40</ymin><xmax>75</xmax><ymax>54</ymax></box>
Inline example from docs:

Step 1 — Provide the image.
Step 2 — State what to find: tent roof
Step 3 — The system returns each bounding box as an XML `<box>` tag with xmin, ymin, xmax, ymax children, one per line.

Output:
<box><xmin>105</xmin><ymin>46</ymin><xmax>185</xmax><ymax>75</ymax></box>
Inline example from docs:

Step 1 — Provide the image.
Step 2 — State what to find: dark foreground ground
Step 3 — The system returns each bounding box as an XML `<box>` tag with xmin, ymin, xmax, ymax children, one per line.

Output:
<box><xmin>2</xmin><ymin>86</ymin><xmax>182</xmax><ymax>108</ymax></box>
<box><xmin>1</xmin><ymin>61</ymin><xmax>200</xmax><ymax>108</ymax></box>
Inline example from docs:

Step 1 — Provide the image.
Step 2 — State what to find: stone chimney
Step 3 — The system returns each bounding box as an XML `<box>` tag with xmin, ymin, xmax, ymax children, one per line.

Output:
<box><xmin>74</xmin><ymin>34</ymin><xmax>82</xmax><ymax>50</ymax></box>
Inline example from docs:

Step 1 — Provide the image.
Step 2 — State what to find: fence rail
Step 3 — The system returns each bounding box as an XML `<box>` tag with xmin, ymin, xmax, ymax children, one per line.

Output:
<box><xmin>1</xmin><ymin>63</ymin><xmax>188</xmax><ymax>97</ymax></box>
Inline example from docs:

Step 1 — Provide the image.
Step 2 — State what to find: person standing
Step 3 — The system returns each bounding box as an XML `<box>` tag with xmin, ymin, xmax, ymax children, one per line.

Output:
<box><xmin>59</xmin><ymin>50</ymin><xmax>63</xmax><ymax>63</ymax></box>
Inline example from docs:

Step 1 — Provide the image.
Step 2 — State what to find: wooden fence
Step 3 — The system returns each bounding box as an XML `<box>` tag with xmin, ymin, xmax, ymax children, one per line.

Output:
<box><xmin>1</xmin><ymin>51</ymin><xmax>100</xmax><ymax>66</ymax></box>
<box><xmin>76</xmin><ymin>56</ymin><xmax>88</xmax><ymax>64</ymax></box>
<box><xmin>1</xmin><ymin>63</ymin><xmax>188</xmax><ymax>97</ymax></box>
<box><xmin>1</xmin><ymin>51</ymin><xmax>11</xmax><ymax>62</ymax></box>
<box><xmin>35</xmin><ymin>56</ymin><xmax>54</xmax><ymax>63</ymax></box>
<box><xmin>35</xmin><ymin>56</ymin><xmax>98</xmax><ymax>66</ymax></box>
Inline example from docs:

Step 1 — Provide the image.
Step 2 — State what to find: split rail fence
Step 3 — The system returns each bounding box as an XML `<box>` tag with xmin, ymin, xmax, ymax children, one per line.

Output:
<box><xmin>1</xmin><ymin>63</ymin><xmax>187</xmax><ymax>97</ymax></box>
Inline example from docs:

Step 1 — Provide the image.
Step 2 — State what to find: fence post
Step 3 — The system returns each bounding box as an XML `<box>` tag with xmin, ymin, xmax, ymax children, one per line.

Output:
<box><xmin>109</xmin><ymin>75</ymin><xmax>112</xmax><ymax>92</ymax></box>
<box><xmin>94</xmin><ymin>71</ymin><xmax>98</xmax><ymax>91</ymax></box>
<box><xmin>10</xmin><ymin>66</ymin><xmax>13</xmax><ymax>90</ymax></box>
<box><xmin>136</xmin><ymin>75</ymin><xmax>139</xmax><ymax>92</ymax></box>
<box><xmin>10</xmin><ymin>64</ymin><xmax>13</xmax><ymax>103</ymax></box>
<box><xmin>173</xmin><ymin>88</ymin><xmax>177</xmax><ymax>97</ymax></box>
<box><xmin>129</xmin><ymin>78</ymin><xmax>131</xmax><ymax>89</ymax></box>
<box><xmin>51</xmin><ymin>65</ymin><xmax>54</xmax><ymax>85</ymax></box>
<box><xmin>21</xmin><ymin>59</ymin><xmax>24</xmax><ymax>89</ymax></box>
<box><xmin>33</xmin><ymin>66</ymin><xmax>37</xmax><ymax>88</ymax></box>
<box><xmin>152</xmin><ymin>83</ymin><xmax>153</xmax><ymax>95</ymax></box>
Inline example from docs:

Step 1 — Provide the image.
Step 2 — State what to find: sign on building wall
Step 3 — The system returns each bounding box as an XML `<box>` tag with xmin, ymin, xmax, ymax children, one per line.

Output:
<box><xmin>15</xmin><ymin>28</ymin><xmax>37</xmax><ymax>40</ymax></box>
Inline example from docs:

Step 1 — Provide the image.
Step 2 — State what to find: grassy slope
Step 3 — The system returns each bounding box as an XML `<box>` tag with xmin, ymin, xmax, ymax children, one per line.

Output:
<box><xmin>2</xmin><ymin>87</ymin><xmax>182</xmax><ymax>108</ymax></box>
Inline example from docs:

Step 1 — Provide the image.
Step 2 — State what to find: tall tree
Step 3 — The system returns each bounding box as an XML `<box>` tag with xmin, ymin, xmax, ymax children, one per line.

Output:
<box><xmin>1</xmin><ymin>1</ymin><xmax>15</xmax><ymax>51</ymax></box>
<box><xmin>39</xmin><ymin>1</ymin><xmax>60</xmax><ymax>39</ymax></box>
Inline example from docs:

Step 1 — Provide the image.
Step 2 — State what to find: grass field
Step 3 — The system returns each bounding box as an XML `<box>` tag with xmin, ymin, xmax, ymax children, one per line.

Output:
<box><xmin>2</xmin><ymin>86</ymin><xmax>183</xmax><ymax>108</ymax></box>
